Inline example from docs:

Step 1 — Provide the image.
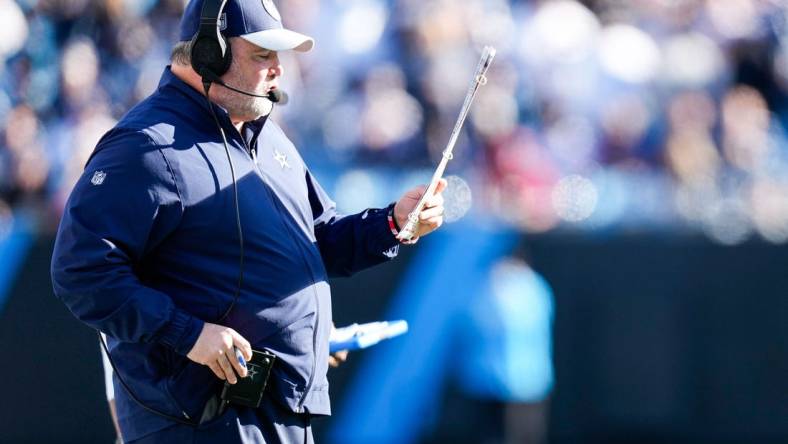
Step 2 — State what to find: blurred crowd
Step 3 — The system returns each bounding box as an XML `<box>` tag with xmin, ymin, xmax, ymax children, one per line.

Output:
<box><xmin>2</xmin><ymin>0</ymin><xmax>788</xmax><ymax>244</ymax></box>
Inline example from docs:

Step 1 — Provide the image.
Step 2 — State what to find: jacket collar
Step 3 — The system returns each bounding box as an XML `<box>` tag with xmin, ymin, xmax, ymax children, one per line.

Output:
<box><xmin>157</xmin><ymin>66</ymin><xmax>269</xmax><ymax>144</ymax></box>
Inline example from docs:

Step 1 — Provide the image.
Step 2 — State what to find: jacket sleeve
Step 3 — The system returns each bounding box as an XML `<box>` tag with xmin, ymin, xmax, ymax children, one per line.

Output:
<box><xmin>51</xmin><ymin>129</ymin><xmax>203</xmax><ymax>356</ymax></box>
<box><xmin>306</xmin><ymin>170</ymin><xmax>401</xmax><ymax>277</ymax></box>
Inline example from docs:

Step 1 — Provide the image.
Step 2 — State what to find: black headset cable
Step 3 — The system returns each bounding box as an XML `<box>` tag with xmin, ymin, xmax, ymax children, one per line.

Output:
<box><xmin>202</xmin><ymin>79</ymin><xmax>245</xmax><ymax>323</ymax></box>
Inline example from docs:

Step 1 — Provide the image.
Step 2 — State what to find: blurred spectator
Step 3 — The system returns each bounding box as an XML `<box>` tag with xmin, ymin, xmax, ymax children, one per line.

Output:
<box><xmin>455</xmin><ymin>254</ymin><xmax>555</xmax><ymax>444</ymax></box>
<box><xmin>1</xmin><ymin>104</ymin><xmax>49</xmax><ymax>204</ymax></box>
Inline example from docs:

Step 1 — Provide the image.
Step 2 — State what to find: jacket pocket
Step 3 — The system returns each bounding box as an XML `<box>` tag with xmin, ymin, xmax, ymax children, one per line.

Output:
<box><xmin>165</xmin><ymin>357</ymin><xmax>221</xmax><ymax>420</ymax></box>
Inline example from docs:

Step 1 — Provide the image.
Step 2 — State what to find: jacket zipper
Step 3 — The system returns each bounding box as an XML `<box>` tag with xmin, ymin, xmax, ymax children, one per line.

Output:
<box><xmin>245</xmin><ymin>139</ymin><xmax>320</xmax><ymax>413</ymax></box>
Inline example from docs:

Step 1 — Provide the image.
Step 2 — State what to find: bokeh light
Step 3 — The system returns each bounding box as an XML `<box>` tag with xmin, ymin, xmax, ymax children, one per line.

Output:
<box><xmin>662</xmin><ymin>32</ymin><xmax>724</xmax><ymax>87</ymax></box>
<box><xmin>339</xmin><ymin>0</ymin><xmax>387</xmax><ymax>54</ymax></box>
<box><xmin>334</xmin><ymin>169</ymin><xmax>380</xmax><ymax>214</ymax></box>
<box><xmin>551</xmin><ymin>174</ymin><xmax>598</xmax><ymax>223</ymax></box>
<box><xmin>598</xmin><ymin>24</ymin><xmax>661</xmax><ymax>84</ymax></box>
<box><xmin>0</xmin><ymin>0</ymin><xmax>28</xmax><ymax>62</ymax></box>
<box><xmin>525</xmin><ymin>0</ymin><xmax>600</xmax><ymax>64</ymax></box>
<box><xmin>442</xmin><ymin>175</ymin><xmax>472</xmax><ymax>223</ymax></box>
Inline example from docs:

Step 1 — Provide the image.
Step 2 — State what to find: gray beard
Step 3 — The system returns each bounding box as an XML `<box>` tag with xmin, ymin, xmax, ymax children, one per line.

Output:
<box><xmin>213</xmin><ymin>71</ymin><xmax>273</xmax><ymax>121</ymax></box>
<box><xmin>225</xmin><ymin>94</ymin><xmax>272</xmax><ymax>120</ymax></box>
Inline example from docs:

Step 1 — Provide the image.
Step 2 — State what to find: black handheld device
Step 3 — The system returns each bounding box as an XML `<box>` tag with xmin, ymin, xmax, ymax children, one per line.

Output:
<box><xmin>220</xmin><ymin>349</ymin><xmax>276</xmax><ymax>408</ymax></box>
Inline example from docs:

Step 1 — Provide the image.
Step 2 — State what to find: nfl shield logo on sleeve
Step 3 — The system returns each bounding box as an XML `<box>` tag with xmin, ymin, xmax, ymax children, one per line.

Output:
<box><xmin>91</xmin><ymin>170</ymin><xmax>106</xmax><ymax>186</ymax></box>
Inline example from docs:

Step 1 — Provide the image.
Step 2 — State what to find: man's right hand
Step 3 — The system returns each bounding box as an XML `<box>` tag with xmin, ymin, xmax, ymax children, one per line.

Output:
<box><xmin>187</xmin><ymin>322</ymin><xmax>253</xmax><ymax>384</ymax></box>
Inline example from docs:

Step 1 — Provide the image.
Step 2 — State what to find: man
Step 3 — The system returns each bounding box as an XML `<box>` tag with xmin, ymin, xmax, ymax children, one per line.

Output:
<box><xmin>50</xmin><ymin>0</ymin><xmax>446</xmax><ymax>442</ymax></box>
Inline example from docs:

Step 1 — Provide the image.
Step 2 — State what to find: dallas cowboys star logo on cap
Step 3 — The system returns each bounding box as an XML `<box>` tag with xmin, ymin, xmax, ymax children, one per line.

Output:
<box><xmin>178</xmin><ymin>0</ymin><xmax>314</xmax><ymax>53</ymax></box>
<box><xmin>261</xmin><ymin>0</ymin><xmax>281</xmax><ymax>21</ymax></box>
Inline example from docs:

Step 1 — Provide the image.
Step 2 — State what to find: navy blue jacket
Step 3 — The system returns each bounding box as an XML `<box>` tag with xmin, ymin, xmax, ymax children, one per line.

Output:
<box><xmin>51</xmin><ymin>68</ymin><xmax>400</xmax><ymax>441</ymax></box>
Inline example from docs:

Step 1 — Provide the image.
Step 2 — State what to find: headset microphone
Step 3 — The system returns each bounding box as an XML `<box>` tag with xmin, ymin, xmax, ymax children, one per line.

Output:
<box><xmin>199</xmin><ymin>69</ymin><xmax>288</xmax><ymax>104</ymax></box>
<box><xmin>267</xmin><ymin>89</ymin><xmax>287</xmax><ymax>104</ymax></box>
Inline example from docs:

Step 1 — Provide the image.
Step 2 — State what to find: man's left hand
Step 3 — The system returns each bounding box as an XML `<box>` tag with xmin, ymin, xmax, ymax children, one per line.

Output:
<box><xmin>329</xmin><ymin>350</ymin><xmax>348</xmax><ymax>368</ymax></box>
<box><xmin>394</xmin><ymin>178</ymin><xmax>447</xmax><ymax>239</ymax></box>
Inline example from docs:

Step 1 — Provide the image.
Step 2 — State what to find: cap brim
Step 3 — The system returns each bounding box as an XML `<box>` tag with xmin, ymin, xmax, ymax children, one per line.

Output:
<box><xmin>241</xmin><ymin>29</ymin><xmax>314</xmax><ymax>52</ymax></box>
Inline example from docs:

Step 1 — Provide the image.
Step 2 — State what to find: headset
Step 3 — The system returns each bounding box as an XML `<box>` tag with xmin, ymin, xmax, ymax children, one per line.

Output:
<box><xmin>100</xmin><ymin>0</ymin><xmax>252</xmax><ymax>427</ymax></box>
<box><xmin>189</xmin><ymin>0</ymin><xmax>287</xmax><ymax>103</ymax></box>
<box><xmin>191</xmin><ymin>0</ymin><xmax>233</xmax><ymax>80</ymax></box>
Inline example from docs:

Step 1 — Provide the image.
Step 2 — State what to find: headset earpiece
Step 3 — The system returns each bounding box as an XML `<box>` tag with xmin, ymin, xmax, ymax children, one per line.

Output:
<box><xmin>190</xmin><ymin>0</ymin><xmax>232</xmax><ymax>78</ymax></box>
<box><xmin>191</xmin><ymin>33</ymin><xmax>232</xmax><ymax>77</ymax></box>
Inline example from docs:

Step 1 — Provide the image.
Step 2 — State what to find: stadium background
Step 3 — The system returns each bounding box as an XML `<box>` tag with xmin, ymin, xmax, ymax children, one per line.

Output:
<box><xmin>0</xmin><ymin>0</ymin><xmax>787</xmax><ymax>442</ymax></box>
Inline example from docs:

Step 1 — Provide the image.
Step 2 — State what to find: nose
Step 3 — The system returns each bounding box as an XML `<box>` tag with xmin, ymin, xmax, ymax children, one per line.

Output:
<box><xmin>268</xmin><ymin>54</ymin><xmax>283</xmax><ymax>79</ymax></box>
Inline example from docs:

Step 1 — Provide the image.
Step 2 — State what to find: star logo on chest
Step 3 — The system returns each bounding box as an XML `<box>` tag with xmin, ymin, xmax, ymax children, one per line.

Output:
<box><xmin>273</xmin><ymin>149</ymin><xmax>290</xmax><ymax>170</ymax></box>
